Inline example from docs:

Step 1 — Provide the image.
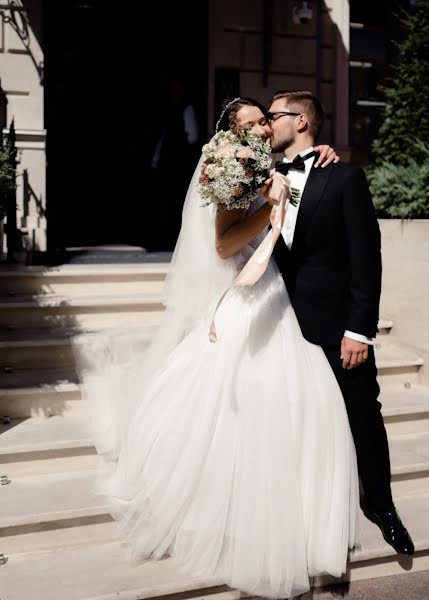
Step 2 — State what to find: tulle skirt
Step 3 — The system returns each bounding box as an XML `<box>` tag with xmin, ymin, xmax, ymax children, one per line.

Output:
<box><xmin>74</xmin><ymin>260</ymin><xmax>359</xmax><ymax>599</ymax></box>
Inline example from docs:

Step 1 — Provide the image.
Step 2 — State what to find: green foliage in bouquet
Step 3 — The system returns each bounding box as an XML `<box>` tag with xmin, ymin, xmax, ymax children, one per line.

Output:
<box><xmin>372</xmin><ymin>0</ymin><xmax>429</xmax><ymax>166</ymax></box>
<box><xmin>369</xmin><ymin>140</ymin><xmax>429</xmax><ymax>218</ymax></box>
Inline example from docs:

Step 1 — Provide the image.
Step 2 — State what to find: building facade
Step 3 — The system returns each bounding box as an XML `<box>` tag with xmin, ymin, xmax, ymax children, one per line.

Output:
<box><xmin>208</xmin><ymin>0</ymin><xmax>350</xmax><ymax>151</ymax></box>
<box><xmin>0</xmin><ymin>0</ymin><xmax>45</xmax><ymax>255</ymax></box>
<box><xmin>0</xmin><ymin>0</ymin><xmax>408</xmax><ymax>258</ymax></box>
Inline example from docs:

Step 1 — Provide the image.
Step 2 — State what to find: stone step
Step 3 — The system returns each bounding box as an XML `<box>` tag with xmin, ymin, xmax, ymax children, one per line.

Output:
<box><xmin>2</xmin><ymin>279</ymin><xmax>166</xmax><ymax>298</ymax></box>
<box><xmin>382</xmin><ymin>385</ymin><xmax>429</xmax><ymax>418</ymax></box>
<box><xmin>0</xmin><ymin>291</ymin><xmax>165</xmax><ymax>308</ymax></box>
<box><xmin>0</xmin><ymin>325</ymin><xmax>157</xmax><ymax>370</ymax></box>
<box><xmin>0</xmin><ymin>415</ymin><xmax>93</xmax><ymax>462</ymax></box>
<box><xmin>0</xmin><ymin>471</ymin><xmax>109</xmax><ymax>529</ymax></box>
<box><xmin>2</xmin><ymin>372</ymin><xmax>428</xmax><ymax>420</ymax></box>
<box><xmin>0</xmin><ymin>411</ymin><xmax>99</xmax><ymax>478</ymax></box>
<box><xmin>1</xmin><ymin>408</ymin><xmax>428</xmax><ymax>479</ymax></box>
<box><xmin>3</xmin><ymin>380</ymin><xmax>428</xmax><ymax>429</ymax></box>
<box><xmin>0</xmin><ymin>538</ymin><xmax>230</xmax><ymax>600</ymax></box>
<box><xmin>389</xmin><ymin>432</ymin><xmax>429</xmax><ymax>477</ymax></box>
<box><xmin>5</xmin><ymin>383</ymin><xmax>428</xmax><ymax>432</ymax></box>
<box><xmin>0</xmin><ymin>368</ymin><xmax>81</xmax><ymax>417</ymax></box>
<box><xmin>1</xmin><ymin>334</ymin><xmax>75</xmax><ymax>371</ymax></box>
<box><xmin>0</xmin><ymin>326</ymin><xmax>423</xmax><ymax>386</ymax></box>
<box><xmin>1</xmin><ymin>450</ymin><xmax>100</xmax><ymax>479</ymax></box>
<box><xmin>1</xmin><ymin>380</ymin><xmax>428</xmax><ymax>487</ymax></box>
<box><xmin>389</xmin><ymin>430</ymin><xmax>429</xmax><ymax>498</ymax></box>
<box><xmin>0</xmin><ymin>263</ymin><xmax>169</xmax><ymax>296</ymax></box>
<box><xmin>378</xmin><ymin>318</ymin><xmax>393</xmax><ymax>335</ymax></box>
<box><xmin>1</xmin><ymin>516</ymin><xmax>120</xmax><ymax>556</ymax></box>
<box><xmin>375</xmin><ymin>342</ymin><xmax>424</xmax><ymax>369</ymax></box>
<box><xmin>383</xmin><ymin>384</ymin><xmax>429</xmax><ymax>435</ymax></box>
<box><xmin>0</xmin><ymin>293</ymin><xmax>165</xmax><ymax>329</ymax></box>
<box><xmin>1</xmin><ymin>493</ymin><xmax>428</xmax><ymax>599</ymax></box>
<box><xmin>5</xmin><ymin>339</ymin><xmax>419</xmax><ymax>376</ymax></box>
<box><xmin>375</xmin><ymin>342</ymin><xmax>424</xmax><ymax>386</ymax></box>
<box><xmin>1</xmin><ymin>366</ymin><xmax>79</xmax><ymax>388</ymax></box>
<box><xmin>1</xmin><ymin>433</ymin><xmax>427</xmax><ymax>499</ymax></box>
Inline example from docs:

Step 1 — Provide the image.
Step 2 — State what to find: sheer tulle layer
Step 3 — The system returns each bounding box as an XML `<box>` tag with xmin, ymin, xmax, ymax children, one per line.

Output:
<box><xmin>75</xmin><ymin>262</ymin><xmax>359</xmax><ymax>599</ymax></box>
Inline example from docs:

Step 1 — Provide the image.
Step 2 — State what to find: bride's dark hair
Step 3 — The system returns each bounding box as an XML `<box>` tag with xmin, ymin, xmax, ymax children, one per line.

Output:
<box><xmin>216</xmin><ymin>97</ymin><xmax>269</xmax><ymax>136</ymax></box>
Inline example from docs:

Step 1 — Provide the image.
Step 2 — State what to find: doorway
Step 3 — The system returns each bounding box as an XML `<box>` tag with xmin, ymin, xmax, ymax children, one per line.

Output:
<box><xmin>44</xmin><ymin>0</ymin><xmax>209</xmax><ymax>251</ymax></box>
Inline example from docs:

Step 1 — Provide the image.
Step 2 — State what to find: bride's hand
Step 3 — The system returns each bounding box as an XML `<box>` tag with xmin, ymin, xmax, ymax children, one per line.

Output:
<box><xmin>313</xmin><ymin>145</ymin><xmax>340</xmax><ymax>168</ymax></box>
<box><xmin>260</xmin><ymin>177</ymin><xmax>279</xmax><ymax>206</ymax></box>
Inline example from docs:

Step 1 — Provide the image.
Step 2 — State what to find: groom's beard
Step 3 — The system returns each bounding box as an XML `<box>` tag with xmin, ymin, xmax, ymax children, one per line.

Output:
<box><xmin>271</xmin><ymin>135</ymin><xmax>295</xmax><ymax>154</ymax></box>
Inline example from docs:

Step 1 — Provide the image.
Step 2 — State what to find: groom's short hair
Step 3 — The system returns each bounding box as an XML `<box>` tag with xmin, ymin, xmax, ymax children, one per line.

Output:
<box><xmin>271</xmin><ymin>90</ymin><xmax>325</xmax><ymax>139</ymax></box>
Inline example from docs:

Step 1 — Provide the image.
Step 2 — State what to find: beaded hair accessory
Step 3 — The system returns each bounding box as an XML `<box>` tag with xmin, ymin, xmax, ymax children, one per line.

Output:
<box><xmin>215</xmin><ymin>97</ymin><xmax>243</xmax><ymax>133</ymax></box>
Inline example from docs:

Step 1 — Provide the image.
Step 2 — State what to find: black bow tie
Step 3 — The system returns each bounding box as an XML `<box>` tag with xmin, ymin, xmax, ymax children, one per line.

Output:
<box><xmin>275</xmin><ymin>150</ymin><xmax>317</xmax><ymax>175</ymax></box>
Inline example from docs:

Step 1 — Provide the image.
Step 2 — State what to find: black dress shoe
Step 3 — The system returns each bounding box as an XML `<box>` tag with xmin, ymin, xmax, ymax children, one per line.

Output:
<box><xmin>362</xmin><ymin>503</ymin><xmax>415</xmax><ymax>555</ymax></box>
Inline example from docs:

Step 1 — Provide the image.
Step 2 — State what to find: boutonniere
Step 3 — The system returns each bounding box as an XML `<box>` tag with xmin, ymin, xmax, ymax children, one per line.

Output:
<box><xmin>290</xmin><ymin>187</ymin><xmax>301</xmax><ymax>207</ymax></box>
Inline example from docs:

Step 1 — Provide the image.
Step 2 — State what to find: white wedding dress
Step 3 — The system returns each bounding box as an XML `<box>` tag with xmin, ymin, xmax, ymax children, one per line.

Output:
<box><xmin>73</xmin><ymin>160</ymin><xmax>360</xmax><ymax>599</ymax></box>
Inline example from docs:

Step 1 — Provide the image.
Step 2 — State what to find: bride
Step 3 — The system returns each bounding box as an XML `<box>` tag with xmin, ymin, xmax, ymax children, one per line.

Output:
<box><xmin>73</xmin><ymin>97</ymin><xmax>359</xmax><ymax>599</ymax></box>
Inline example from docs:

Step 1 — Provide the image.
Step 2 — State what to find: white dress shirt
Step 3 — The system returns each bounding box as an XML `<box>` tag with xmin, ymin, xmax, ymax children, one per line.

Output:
<box><xmin>281</xmin><ymin>146</ymin><xmax>373</xmax><ymax>345</ymax></box>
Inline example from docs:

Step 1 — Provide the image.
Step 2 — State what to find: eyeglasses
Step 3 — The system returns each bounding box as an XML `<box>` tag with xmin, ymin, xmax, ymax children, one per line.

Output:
<box><xmin>267</xmin><ymin>111</ymin><xmax>301</xmax><ymax>121</ymax></box>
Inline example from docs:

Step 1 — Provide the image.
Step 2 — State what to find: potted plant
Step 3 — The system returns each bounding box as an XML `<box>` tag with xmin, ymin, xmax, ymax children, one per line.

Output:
<box><xmin>0</xmin><ymin>141</ymin><xmax>17</xmax><ymax>260</ymax></box>
<box><xmin>369</xmin><ymin>0</ymin><xmax>429</xmax><ymax>219</ymax></box>
<box><xmin>366</xmin><ymin>1</ymin><xmax>429</xmax><ymax>372</ymax></box>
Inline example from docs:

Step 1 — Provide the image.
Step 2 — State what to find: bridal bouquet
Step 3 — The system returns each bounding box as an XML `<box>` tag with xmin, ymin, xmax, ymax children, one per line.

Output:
<box><xmin>198</xmin><ymin>130</ymin><xmax>272</xmax><ymax>211</ymax></box>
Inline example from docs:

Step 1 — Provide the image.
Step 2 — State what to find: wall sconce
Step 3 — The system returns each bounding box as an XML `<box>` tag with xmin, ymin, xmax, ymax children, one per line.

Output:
<box><xmin>292</xmin><ymin>1</ymin><xmax>313</xmax><ymax>25</ymax></box>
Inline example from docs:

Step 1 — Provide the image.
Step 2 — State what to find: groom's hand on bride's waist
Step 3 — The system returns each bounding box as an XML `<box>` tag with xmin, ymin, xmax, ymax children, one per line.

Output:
<box><xmin>340</xmin><ymin>337</ymin><xmax>368</xmax><ymax>370</ymax></box>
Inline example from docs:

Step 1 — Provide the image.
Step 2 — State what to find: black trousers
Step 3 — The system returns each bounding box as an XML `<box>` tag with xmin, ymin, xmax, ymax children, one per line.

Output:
<box><xmin>322</xmin><ymin>344</ymin><xmax>394</xmax><ymax>511</ymax></box>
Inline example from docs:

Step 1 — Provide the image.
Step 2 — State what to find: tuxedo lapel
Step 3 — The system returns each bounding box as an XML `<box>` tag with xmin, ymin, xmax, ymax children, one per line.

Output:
<box><xmin>291</xmin><ymin>164</ymin><xmax>333</xmax><ymax>253</ymax></box>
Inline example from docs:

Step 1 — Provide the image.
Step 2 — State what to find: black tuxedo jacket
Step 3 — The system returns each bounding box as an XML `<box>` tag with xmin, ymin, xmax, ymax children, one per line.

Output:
<box><xmin>273</xmin><ymin>162</ymin><xmax>382</xmax><ymax>347</ymax></box>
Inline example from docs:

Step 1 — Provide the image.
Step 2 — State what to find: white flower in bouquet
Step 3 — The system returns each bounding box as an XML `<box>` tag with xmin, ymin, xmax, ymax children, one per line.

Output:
<box><xmin>198</xmin><ymin>130</ymin><xmax>272</xmax><ymax>211</ymax></box>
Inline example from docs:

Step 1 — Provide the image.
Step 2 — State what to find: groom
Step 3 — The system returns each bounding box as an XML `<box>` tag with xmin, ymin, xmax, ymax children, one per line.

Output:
<box><xmin>268</xmin><ymin>90</ymin><xmax>414</xmax><ymax>555</ymax></box>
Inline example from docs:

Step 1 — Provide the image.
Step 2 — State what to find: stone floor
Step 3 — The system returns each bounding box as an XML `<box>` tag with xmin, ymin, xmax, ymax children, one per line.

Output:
<box><xmin>246</xmin><ymin>570</ymin><xmax>429</xmax><ymax>600</ymax></box>
<box><xmin>311</xmin><ymin>570</ymin><xmax>429</xmax><ymax>599</ymax></box>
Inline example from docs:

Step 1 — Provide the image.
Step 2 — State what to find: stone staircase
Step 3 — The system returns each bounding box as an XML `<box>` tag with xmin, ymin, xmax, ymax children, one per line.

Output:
<box><xmin>0</xmin><ymin>264</ymin><xmax>428</xmax><ymax>599</ymax></box>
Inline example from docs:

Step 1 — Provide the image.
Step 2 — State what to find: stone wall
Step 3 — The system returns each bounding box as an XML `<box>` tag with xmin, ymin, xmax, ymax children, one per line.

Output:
<box><xmin>0</xmin><ymin>0</ymin><xmax>46</xmax><ymax>253</ymax></box>
<box><xmin>208</xmin><ymin>0</ymin><xmax>350</xmax><ymax>152</ymax></box>
<box><xmin>379</xmin><ymin>219</ymin><xmax>429</xmax><ymax>380</ymax></box>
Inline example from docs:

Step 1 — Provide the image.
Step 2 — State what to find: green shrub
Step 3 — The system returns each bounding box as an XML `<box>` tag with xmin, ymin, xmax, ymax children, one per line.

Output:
<box><xmin>0</xmin><ymin>142</ymin><xmax>16</xmax><ymax>192</ymax></box>
<box><xmin>0</xmin><ymin>142</ymin><xmax>17</xmax><ymax>218</ymax></box>
<box><xmin>372</xmin><ymin>0</ymin><xmax>429</xmax><ymax>166</ymax></box>
<box><xmin>369</xmin><ymin>140</ymin><xmax>429</xmax><ymax>218</ymax></box>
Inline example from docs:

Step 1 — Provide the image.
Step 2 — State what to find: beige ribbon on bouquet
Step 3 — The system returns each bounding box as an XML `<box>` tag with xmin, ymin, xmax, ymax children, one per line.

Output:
<box><xmin>209</xmin><ymin>171</ymin><xmax>290</xmax><ymax>342</ymax></box>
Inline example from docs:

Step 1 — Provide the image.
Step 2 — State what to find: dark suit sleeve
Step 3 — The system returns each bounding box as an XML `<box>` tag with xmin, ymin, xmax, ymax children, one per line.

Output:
<box><xmin>341</xmin><ymin>167</ymin><xmax>382</xmax><ymax>338</ymax></box>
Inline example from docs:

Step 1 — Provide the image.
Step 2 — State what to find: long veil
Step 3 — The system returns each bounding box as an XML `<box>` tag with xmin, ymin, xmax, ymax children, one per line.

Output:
<box><xmin>72</xmin><ymin>155</ymin><xmax>238</xmax><ymax>462</ymax></box>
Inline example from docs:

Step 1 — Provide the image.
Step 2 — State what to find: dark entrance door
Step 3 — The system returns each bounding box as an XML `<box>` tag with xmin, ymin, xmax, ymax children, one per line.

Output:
<box><xmin>44</xmin><ymin>0</ymin><xmax>208</xmax><ymax>251</ymax></box>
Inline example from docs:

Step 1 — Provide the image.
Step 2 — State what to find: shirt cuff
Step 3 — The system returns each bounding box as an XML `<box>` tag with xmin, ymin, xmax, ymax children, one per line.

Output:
<box><xmin>344</xmin><ymin>330</ymin><xmax>374</xmax><ymax>345</ymax></box>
